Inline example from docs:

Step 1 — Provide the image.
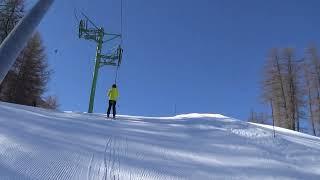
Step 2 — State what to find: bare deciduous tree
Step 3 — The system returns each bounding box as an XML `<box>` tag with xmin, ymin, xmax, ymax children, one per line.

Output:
<box><xmin>304</xmin><ymin>45</ymin><xmax>320</xmax><ymax>135</ymax></box>
<box><xmin>262</xmin><ymin>48</ymin><xmax>303</xmax><ymax>131</ymax></box>
<box><xmin>303</xmin><ymin>61</ymin><xmax>317</xmax><ymax>136</ymax></box>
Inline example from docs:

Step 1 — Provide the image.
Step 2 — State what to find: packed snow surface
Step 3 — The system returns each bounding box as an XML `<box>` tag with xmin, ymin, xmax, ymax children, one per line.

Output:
<box><xmin>0</xmin><ymin>103</ymin><xmax>320</xmax><ymax>179</ymax></box>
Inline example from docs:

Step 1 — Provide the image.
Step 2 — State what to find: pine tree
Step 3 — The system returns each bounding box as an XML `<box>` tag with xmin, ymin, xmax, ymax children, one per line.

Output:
<box><xmin>0</xmin><ymin>0</ymin><xmax>57</xmax><ymax>109</ymax></box>
<box><xmin>0</xmin><ymin>0</ymin><xmax>24</xmax><ymax>42</ymax></box>
<box><xmin>2</xmin><ymin>33</ymin><xmax>50</xmax><ymax>106</ymax></box>
<box><xmin>0</xmin><ymin>0</ymin><xmax>24</xmax><ymax>99</ymax></box>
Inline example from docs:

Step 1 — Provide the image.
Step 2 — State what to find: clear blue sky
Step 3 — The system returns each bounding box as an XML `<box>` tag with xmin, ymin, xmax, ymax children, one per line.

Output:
<box><xmin>34</xmin><ymin>0</ymin><xmax>320</xmax><ymax>119</ymax></box>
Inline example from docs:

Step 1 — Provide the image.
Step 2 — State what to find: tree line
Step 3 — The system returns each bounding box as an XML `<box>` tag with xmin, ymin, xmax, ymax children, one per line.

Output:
<box><xmin>249</xmin><ymin>45</ymin><xmax>320</xmax><ymax>136</ymax></box>
<box><xmin>0</xmin><ymin>0</ymin><xmax>58</xmax><ymax>109</ymax></box>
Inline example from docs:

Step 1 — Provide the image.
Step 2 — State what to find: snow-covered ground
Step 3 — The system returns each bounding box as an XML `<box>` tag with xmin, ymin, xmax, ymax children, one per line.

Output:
<box><xmin>0</xmin><ymin>102</ymin><xmax>320</xmax><ymax>180</ymax></box>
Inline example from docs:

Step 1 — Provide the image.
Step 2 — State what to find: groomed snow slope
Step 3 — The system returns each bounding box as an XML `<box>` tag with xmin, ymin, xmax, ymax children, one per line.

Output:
<box><xmin>0</xmin><ymin>103</ymin><xmax>320</xmax><ymax>180</ymax></box>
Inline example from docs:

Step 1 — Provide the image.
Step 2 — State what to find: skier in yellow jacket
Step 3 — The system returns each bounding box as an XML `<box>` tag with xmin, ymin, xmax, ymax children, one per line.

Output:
<box><xmin>107</xmin><ymin>84</ymin><xmax>119</xmax><ymax>118</ymax></box>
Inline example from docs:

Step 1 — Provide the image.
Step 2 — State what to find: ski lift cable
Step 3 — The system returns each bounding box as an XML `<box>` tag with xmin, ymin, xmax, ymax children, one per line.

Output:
<box><xmin>81</xmin><ymin>11</ymin><xmax>99</xmax><ymax>30</ymax></box>
<box><xmin>74</xmin><ymin>8</ymin><xmax>80</xmax><ymax>24</ymax></box>
<box><xmin>114</xmin><ymin>65</ymin><xmax>120</xmax><ymax>84</ymax></box>
<box><xmin>120</xmin><ymin>0</ymin><xmax>123</xmax><ymax>45</ymax></box>
<box><xmin>114</xmin><ymin>0</ymin><xmax>123</xmax><ymax>84</ymax></box>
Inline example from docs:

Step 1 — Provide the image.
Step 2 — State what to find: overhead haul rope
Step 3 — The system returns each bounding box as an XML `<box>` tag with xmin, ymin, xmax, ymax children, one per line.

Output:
<box><xmin>114</xmin><ymin>0</ymin><xmax>123</xmax><ymax>84</ymax></box>
<box><xmin>120</xmin><ymin>0</ymin><xmax>123</xmax><ymax>45</ymax></box>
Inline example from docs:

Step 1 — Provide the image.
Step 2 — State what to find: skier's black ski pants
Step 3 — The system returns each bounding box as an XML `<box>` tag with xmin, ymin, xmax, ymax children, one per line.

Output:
<box><xmin>107</xmin><ymin>100</ymin><xmax>117</xmax><ymax>118</ymax></box>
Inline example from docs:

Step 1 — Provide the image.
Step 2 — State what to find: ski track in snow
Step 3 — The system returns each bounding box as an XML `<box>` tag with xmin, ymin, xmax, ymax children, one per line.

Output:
<box><xmin>0</xmin><ymin>103</ymin><xmax>320</xmax><ymax>179</ymax></box>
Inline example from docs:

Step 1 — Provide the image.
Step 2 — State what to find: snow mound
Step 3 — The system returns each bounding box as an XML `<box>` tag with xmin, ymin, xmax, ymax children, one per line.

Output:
<box><xmin>173</xmin><ymin>113</ymin><xmax>229</xmax><ymax>119</ymax></box>
<box><xmin>0</xmin><ymin>102</ymin><xmax>320</xmax><ymax>179</ymax></box>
